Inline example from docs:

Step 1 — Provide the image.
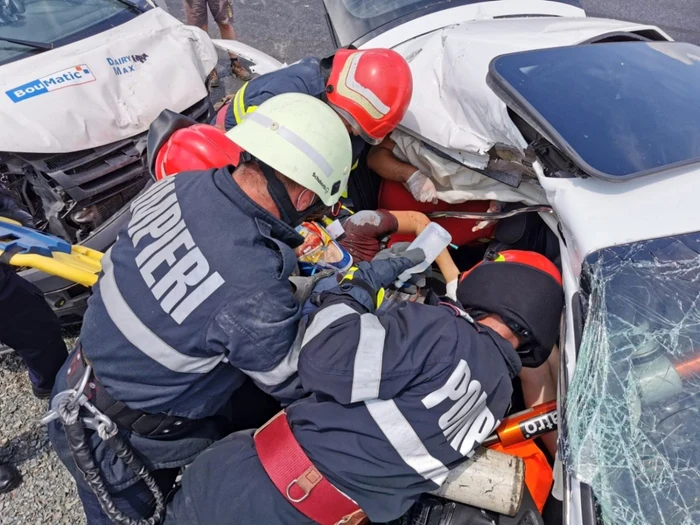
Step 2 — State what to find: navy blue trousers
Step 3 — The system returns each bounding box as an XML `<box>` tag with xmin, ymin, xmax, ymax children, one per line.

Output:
<box><xmin>0</xmin><ymin>265</ymin><xmax>67</xmax><ymax>390</ymax></box>
<box><xmin>164</xmin><ymin>430</ymin><xmax>315</xmax><ymax>525</ymax></box>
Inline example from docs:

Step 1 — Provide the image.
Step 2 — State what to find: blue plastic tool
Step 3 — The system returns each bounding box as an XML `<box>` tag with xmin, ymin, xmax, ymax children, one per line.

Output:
<box><xmin>0</xmin><ymin>220</ymin><xmax>72</xmax><ymax>257</ymax></box>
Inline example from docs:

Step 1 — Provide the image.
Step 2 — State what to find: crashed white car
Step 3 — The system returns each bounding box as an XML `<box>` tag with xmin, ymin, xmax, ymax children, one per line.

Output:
<box><xmin>234</xmin><ymin>1</ymin><xmax>700</xmax><ymax>524</ymax></box>
<box><xmin>0</xmin><ymin>0</ymin><xmax>217</xmax><ymax>323</ymax></box>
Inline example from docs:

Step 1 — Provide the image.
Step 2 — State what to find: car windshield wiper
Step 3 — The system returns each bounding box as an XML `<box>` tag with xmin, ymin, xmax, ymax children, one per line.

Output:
<box><xmin>111</xmin><ymin>0</ymin><xmax>145</xmax><ymax>12</ymax></box>
<box><xmin>0</xmin><ymin>36</ymin><xmax>53</xmax><ymax>51</ymax></box>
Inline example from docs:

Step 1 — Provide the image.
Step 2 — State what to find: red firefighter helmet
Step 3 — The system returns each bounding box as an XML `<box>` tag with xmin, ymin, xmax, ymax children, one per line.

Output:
<box><xmin>458</xmin><ymin>250</ymin><xmax>563</xmax><ymax>368</ymax></box>
<box><xmin>459</xmin><ymin>250</ymin><xmax>562</xmax><ymax>286</ymax></box>
<box><xmin>326</xmin><ymin>48</ymin><xmax>413</xmax><ymax>145</ymax></box>
<box><xmin>154</xmin><ymin>124</ymin><xmax>243</xmax><ymax>181</ymax></box>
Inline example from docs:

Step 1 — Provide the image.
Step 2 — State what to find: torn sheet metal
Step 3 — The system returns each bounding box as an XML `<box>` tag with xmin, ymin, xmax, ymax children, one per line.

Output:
<box><xmin>211</xmin><ymin>39</ymin><xmax>285</xmax><ymax>75</ymax></box>
<box><xmin>394</xmin><ymin>16</ymin><xmax>670</xmax><ymax>167</ymax></box>
<box><xmin>0</xmin><ymin>8</ymin><xmax>217</xmax><ymax>154</ymax></box>
<box><xmin>564</xmin><ymin>233</ymin><xmax>700</xmax><ymax>525</ymax></box>
<box><xmin>391</xmin><ymin>130</ymin><xmax>547</xmax><ymax>205</ymax></box>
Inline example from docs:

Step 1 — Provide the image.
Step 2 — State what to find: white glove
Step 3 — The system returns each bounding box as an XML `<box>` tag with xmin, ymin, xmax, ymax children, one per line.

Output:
<box><xmin>406</xmin><ymin>171</ymin><xmax>438</xmax><ymax>204</ymax></box>
<box><xmin>446</xmin><ymin>279</ymin><xmax>458</xmax><ymax>301</ymax></box>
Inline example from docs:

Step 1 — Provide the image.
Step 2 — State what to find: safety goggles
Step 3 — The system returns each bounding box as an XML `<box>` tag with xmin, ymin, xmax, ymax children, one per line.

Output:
<box><xmin>504</xmin><ymin>320</ymin><xmax>535</xmax><ymax>350</ymax></box>
<box><xmin>504</xmin><ymin>319</ymin><xmax>530</xmax><ymax>342</ymax></box>
<box><xmin>505</xmin><ymin>319</ymin><xmax>553</xmax><ymax>368</ymax></box>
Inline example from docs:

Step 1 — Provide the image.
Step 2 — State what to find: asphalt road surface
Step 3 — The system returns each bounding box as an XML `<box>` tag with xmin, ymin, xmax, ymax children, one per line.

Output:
<box><xmin>584</xmin><ymin>0</ymin><xmax>700</xmax><ymax>45</ymax></box>
<box><xmin>163</xmin><ymin>0</ymin><xmax>336</xmax><ymax>104</ymax></box>
<box><xmin>162</xmin><ymin>0</ymin><xmax>700</xmax><ymax>104</ymax></box>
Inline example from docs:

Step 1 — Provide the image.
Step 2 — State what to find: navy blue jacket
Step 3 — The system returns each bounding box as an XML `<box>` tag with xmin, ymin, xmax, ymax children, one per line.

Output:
<box><xmin>215</xmin><ymin>57</ymin><xmax>366</xmax><ymax>165</ymax></box>
<box><xmin>287</xmin><ymin>293</ymin><xmax>522</xmax><ymax>522</ymax></box>
<box><xmin>80</xmin><ymin>168</ymin><xmax>305</xmax><ymax>420</ymax></box>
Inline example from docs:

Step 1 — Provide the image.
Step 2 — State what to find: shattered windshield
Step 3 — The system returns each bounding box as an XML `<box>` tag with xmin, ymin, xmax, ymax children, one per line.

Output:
<box><xmin>565</xmin><ymin>232</ymin><xmax>700</xmax><ymax>524</ymax></box>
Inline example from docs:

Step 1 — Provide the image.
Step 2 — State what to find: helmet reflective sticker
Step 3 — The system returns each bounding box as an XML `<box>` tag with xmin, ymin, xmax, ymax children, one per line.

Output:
<box><xmin>326</xmin><ymin>48</ymin><xmax>413</xmax><ymax>144</ymax></box>
<box><xmin>245</xmin><ymin>111</ymin><xmax>334</xmax><ymax>179</ymax></box>
<box><xmin>335</xmin><ymin>52</ymin><xmax>390</xmax><ymax>120</ymax></box>
<box><xmin>226</xmin><ymin>93</ymin><xmax>352</xmax><ymax>206</ymax></box>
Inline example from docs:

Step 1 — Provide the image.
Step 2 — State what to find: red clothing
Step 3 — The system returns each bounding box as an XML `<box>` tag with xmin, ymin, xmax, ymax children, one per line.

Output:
<box><xmin>339</xmin><ymin>209</ymin><xmax>398</xmax><ymax>263</ymax></box>
<box><xmin>377</xmin><ymin>180</ymin><xmax>495</xmax><ymax>246</ymax></box>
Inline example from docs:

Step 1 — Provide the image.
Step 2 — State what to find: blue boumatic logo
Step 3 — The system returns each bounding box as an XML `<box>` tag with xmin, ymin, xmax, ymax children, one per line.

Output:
<box><xmin>5</xmin><ymin>64</ymin><xmax>96</xmax><ymax>103</ymax></box>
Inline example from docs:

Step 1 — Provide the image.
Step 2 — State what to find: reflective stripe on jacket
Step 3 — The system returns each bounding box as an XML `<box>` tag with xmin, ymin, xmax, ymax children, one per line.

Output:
<box><xmin>226</xmin><ymin>57</ymin><xmax>326</xmax><ymax>130</ymax></box>
<box><xmin>287</xmin><ymin>292</ymin><xmax>522</xmax><ymax>522</ymax></box>
<box><xmin>79</xmin><ymin>168</ymin><xmax>305</xmax><ymax>419</ymax></box>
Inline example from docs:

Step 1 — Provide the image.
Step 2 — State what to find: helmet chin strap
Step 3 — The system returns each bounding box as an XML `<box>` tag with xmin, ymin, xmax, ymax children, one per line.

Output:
<box><xmin>258</xmin><ymin>161</ymin><xmax>300</xmax><ymax>226</ymax></box>
<box><xmin>257</xmin><ymin>161</ymin><xmax>324</xmax><ymax>228</ymax></box>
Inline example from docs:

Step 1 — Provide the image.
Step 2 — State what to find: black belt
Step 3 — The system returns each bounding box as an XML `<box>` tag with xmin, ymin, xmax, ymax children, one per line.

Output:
<box><xmin>66</xmin><ymin>348</ymin><xmax>196</xmax><ymax>438</ymax></box>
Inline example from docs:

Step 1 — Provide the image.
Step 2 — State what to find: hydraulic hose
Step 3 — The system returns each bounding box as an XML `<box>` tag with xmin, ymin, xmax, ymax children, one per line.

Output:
<box><xmin>59</xmin><ymin>399</ymin><xmax>165</xmax><ymax>525</ymax></box>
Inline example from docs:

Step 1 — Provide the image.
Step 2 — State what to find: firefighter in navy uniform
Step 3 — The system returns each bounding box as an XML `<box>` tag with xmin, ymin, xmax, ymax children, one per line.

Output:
<box><xmin>163</xmin><ymin>250</ymin><xmax>564</xmax><ymax>525</ymax></box>
<box><xmin>0</xmin><ymin>186</ymin><xmax>68</xmax><ymax>495</ymax></box>
<box><xmin>212</xmin><ymin>48</ymin><xmax>414</xmax><ymax>172</ymax></box>
<box><xmin>0</xmin><ymin>187</ymin><xmax>67</xmax><ymax>399</ymax></box>
<box><xmin>47</xmin><ymin>94</ymin><xmax>354</xmax><ymax>524</ymax></box>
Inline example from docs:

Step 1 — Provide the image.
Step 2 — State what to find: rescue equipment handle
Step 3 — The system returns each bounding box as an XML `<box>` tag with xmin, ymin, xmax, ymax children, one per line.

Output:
<box><xmin>430</xmin><ymin>448</ymin><xmax>525</xmax><ymax>517</ymax></box>
<box><xmin>0</xmin><ymin>217</ymin><xmax>102</xmax><ymax>286</ymax></box>
<box><xmin>483</xmin><ymin>400</ymin><xmax>558</xmax><ymax>449</ymax></box>
<box><xmin>486</xmin><ymin>351</ymin><xmax>700</xmax><ymax>449</ymax></box>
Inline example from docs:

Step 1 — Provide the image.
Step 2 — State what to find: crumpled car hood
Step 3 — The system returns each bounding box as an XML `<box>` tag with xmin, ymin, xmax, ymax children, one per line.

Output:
<box><xmin>0</xmin><ymin>8</ymin><xmax>217</xmax><ymax>154</ymax></box>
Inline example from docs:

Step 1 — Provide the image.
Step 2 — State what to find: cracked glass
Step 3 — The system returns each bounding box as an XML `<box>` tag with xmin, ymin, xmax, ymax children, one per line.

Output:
<box><xmin>564</xmin><ymin>232</ymin><xmax>700</xmax><ymax>525</ymax></box>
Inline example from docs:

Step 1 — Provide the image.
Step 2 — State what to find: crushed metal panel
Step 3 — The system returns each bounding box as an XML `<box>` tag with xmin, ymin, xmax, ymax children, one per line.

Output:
<box><xmin>389</xmin><ymin>129</ymin><xmax>548</xmax><ymax>205</ymax></box>
<box><xmin>210</xmin><ymin>39</ymin><xmax>285</xmax><ymax>75</ymax></box>
<box><xmin>564</xmin><ymin>233</ymin><xmax>700</xmax><ymax>525</ymax></box>
<box><xmin>393</xmin><ymin>17</ymin><xmax>670</xmax><ymax>166</ymax></box>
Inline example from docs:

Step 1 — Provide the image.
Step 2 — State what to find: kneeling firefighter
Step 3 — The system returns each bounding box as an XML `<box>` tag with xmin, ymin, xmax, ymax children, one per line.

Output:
<box><xmin>163</xmin><ymin>250</ymin><xmax>564</xmax><ymax>525</ymax></box>
<box><xmin>45</xmin><ymin>93</ymin><xmax>355</xmax><ymax>524</ymax></box>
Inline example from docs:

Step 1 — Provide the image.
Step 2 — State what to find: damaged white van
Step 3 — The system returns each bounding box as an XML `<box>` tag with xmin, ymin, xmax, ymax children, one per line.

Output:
<box><xmin>0</xmin><ymin>0</ymin><xmax>217</xmax><ymax>323</ymax></box>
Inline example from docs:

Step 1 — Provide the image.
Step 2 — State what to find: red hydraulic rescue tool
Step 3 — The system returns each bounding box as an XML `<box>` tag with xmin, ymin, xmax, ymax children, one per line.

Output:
<box><xmin>483</xmin><ymin>400</ymin><xmax>558</xmax><ymax>449</ymax></box>
<box><xmin>484</xmin><ymin>350</ymin><xmax>700</xmax><ymax>449</ymax></box>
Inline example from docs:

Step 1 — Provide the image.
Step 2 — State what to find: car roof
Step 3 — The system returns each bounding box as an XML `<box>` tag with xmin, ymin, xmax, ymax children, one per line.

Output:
<box><xmin>322</xmin><ymin>0</ymin><xmax>584</xmax><ymax>47</ymax></box>
<box><xmin>391</xmin><ymin>16</ymin><xmax>670</xmax><ymax>168</ymax></box>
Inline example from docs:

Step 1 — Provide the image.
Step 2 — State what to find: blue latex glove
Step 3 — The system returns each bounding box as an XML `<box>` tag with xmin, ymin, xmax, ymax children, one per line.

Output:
<box><xmin>334</xmin><ymin>248</ymin><xmax>425</xmax><ymax>312</ymax></box>
<box><xmin>372</xmin><ymin>242</ymin><xmax>414</xmax><ymax>262</ymax></box>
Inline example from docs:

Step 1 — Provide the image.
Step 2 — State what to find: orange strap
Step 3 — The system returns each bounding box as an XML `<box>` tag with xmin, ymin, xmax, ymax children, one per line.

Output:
<box><xmin>254</xmin><ymin>412</ymin><xmax>366</xmax><ymax>525</ymax></box>
<box><xmin>492</xmin><ymin>441</ymin><xmax>553</xmax><ymax>513</ymax></box>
